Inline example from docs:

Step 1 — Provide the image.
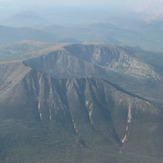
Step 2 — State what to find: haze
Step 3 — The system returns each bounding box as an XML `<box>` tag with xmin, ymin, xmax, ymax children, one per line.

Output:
<box><xmin>0</xmin><ymin>0</ymin><xmax>162</xmax><ymax>51</ymax></box>
<box><xmin>0</xmin><ymin>0</ymin><xmax>162</xmax><ymax>21</ymax></box>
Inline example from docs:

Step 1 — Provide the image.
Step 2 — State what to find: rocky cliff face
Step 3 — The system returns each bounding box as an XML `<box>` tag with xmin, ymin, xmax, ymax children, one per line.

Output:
<box><xmin>24</xmin><ymin>44</ymin><xmax>160</xmax><ymax>80</ymax></box>
<box><xmin>24</xmin><ymin>44</ymin><xmax>163</xmax><ymax>106</ymax></box>
<box><xmin>64</xmin><ymin>44</ymin><xmax>160</xmax><ymax>80</ymax></box>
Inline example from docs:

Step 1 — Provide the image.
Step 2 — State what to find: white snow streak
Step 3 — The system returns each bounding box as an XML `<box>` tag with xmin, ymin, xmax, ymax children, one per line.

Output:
<box><xmin>38</xmin><ymin>100</ymin><xmax>42</xmax><ymax>121</ymax></box>
<box><xmin>121</xmin><ymin>103</ymin><xmax>132</xmax><ymax>144</ymax></box>
<box><xmin>127</xmin><ymin>104</ymin><xmax>132</xmax><ymax>123</ymax></box>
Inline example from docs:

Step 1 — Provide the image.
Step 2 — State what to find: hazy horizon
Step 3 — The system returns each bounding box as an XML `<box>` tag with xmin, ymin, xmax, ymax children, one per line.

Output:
<box><xmin>0</xmin><ymin>0</ymin><xmax>162</xmax><ymax>51</ymax></box>
<box><xmin>0</xmin><ymin>0</ymin><xmax>162</xmax><ymax>23</ymax></box>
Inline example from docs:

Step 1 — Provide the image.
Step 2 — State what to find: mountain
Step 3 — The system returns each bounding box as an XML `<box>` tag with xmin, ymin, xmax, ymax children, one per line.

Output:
<box><xmin>0</xmin><ymin>43</ymin><xmax>162</xmax><ymax>162</ymax></box>
<box><xmin>2</xmin><ymin>11</ymin><xmax>51</xmax><ymax>28</ymax></box>
<box><xmin>23</xmin><ymin>43</ymin><xmax>163</xmax><ymax>107</ymax></box>
<box><xmin>0</xmin><ymin>17</ymin><xmax>162</xmax><ymax>52</ymax></box>
<box><xmin>41</xmin><ymin>21</ymin><xmax>163</xmax><ymax>51</ymax></box>
<box><xmin>0</xmin><ymin>62</ymin><xmax>162</xmax><ymax>163</ymax></box>
<box><xmin>0</xmin><ymin>42</ymin><xmax>162</xmax><ymax>105</ymax></box>
<box><xmin>0</xmin><ymin>25</ymin><xmax>56</xmax><ymax>44</ymax></box>
<box><xmin>0</xmin><ymin>41</ymin><xmax>57</xmax><ymax>61</ymax></box>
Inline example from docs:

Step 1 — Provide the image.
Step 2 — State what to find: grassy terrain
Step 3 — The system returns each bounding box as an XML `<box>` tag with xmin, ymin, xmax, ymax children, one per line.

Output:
<box><xmin>0</xmin><ymin>41</ymin><xmax>71</xmax><ymax>61</ymax></box>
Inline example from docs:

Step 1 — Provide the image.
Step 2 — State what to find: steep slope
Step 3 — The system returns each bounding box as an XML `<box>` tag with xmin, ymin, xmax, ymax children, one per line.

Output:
<box><xmin>64</xmin><ymin>44</ymin><xmax>160</xmax><ymax>80</ymax></box>
<box><xmin>24</xmin><ymin>49</ymin><xmax>106</xmax><ymax>78</ymax></box>
<box><xmin>23</xmin><ymin>44</ymin><xmax>163</xmax><ymax>106</ymax></box>
<box><xmin>0</xmin><ymin>62</ymin><xmax>31</xmax><ymax>96</ymax></box>
<box><xmin>24</xmin><ymin>44</ymin><xmax>161</xmax><ymax>80</ymax></box>
<box><xmin>0</xmin><ymin>62</ymin><xmax>162</xmax><ymax>163</ymax></box>
<box><xmin>0</xmin><ymin>41</ymin><xmax>54</xmax><ymax>61</ymax></box>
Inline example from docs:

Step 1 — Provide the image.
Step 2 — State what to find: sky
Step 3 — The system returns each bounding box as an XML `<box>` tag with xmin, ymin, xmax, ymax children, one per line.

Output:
<box><xmin>0</xmin><ymin>0</ymin><xmax>162</xmax><ymax>6</ymax></box>
<box><xmin>0</xmin><ymin>0</ymin><xmax>162</xmax><ymax>23</ymax></box>
<box><xmin>0</xmin><ymin>0</ymin><xmax>162</xmax><ymax>11</ymax></box>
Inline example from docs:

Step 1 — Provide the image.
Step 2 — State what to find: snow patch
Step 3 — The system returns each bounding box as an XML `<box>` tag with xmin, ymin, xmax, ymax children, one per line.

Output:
<box><xmin>88</xmin><ymin>103</ymin><xmax>93</xmax><ymax>126</ymax></box>
<box><xmin>40</xmin><ymin>113</ymin><xmax>42</xmax><ymax>121</ymax></box>
<box><xmin>86</xmin><ymin>100</ymin><xmax>89</xmax><ymax>106</ymax></box>
<box><xmin>71</xmin><ymin>118</ymin><xmax>79</xmax><ymax>134</ymax></box>
<box><xmin>121</xmin><ymin>103</ymin><xmax>132</xmax><ymax>144</ymax></box>
<box><xmin>37</xmin><ymin>100</ymin><xmax>42</xmax><ymax>121</ymax></box>
<box><xmin>122</xmin><ymin>134</ymin><xmax>127</xmax><ymax>143</ymax></box>
<box><xmin>85</xmin><ymin>100</ymin><xmax>94</xmax><ymax>126</ymax></box>
<box><xmin>127</xmin><ymin>104</ymin><xmax>132</xmax><ymax>123</ymax></box>
<box><xmin>49</xmin><ymin>108</ymin><xmax>52</xmax><ymax>120</ymax></box>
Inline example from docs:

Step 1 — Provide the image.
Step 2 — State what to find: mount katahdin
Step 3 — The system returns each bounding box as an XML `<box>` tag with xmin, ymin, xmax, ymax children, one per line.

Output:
<box><xmin>0</xmin><ymin>43</ymin><xmax>162</xmax><ymax>163</ymax></box>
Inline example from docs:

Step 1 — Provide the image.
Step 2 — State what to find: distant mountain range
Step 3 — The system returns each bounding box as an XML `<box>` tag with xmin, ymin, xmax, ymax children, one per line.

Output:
<box><xmin>0</xmin><ymin>18</ymin><xmax>162</xmax><ymax>51</ymax></box>
<box><xmin>0</xmin><ymin>25</ymin><xmax>56</xmax><ymax>44</ymax></box>
<box><xmin>2</xmin><ymin>11</ymin><xmax>51</xmax><ymax>28</ymax></box>
<box><xmin>0</xmin><ymin>43</ymin><xmax>162</xmax><ymax>163</ymax></box>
